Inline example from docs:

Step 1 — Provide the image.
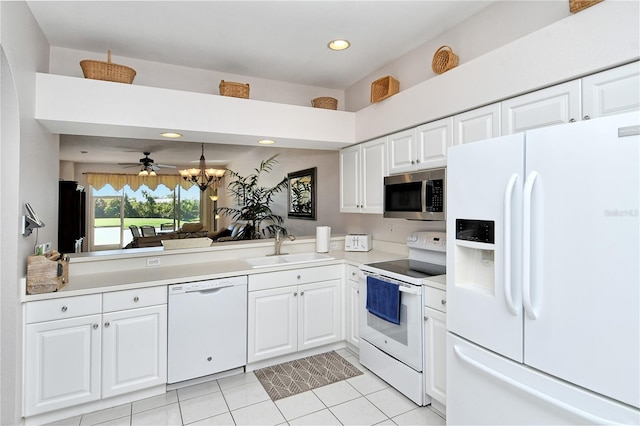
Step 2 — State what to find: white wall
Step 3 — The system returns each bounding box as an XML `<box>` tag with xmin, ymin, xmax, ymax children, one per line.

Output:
<box><xmin>344</xmin><ymin>1</ymin><xmax>570</xmax><ymax>111</ymax></box>
<box><xmin>219</xmin><ymin>146</ymin><xmax>343</xmax><ymax>237</ymax></box>
<box><xmin>0</xmin><ymin>2</ymin><xmax>57</xmax><ymax>424</ymax></box>
<box><xmin>50</xmin><ymin>46</ymin><xmax>345</xmax><ymax>110</ymax></box>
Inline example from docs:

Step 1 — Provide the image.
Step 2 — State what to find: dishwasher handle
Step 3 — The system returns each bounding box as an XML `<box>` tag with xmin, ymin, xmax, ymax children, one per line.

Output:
<box><xmin>191</xmin><ymin>285</ymin><xmax>234</xmax><ymax>294</ymax></box>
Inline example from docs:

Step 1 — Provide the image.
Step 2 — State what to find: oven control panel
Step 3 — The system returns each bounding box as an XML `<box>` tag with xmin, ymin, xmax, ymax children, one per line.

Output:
<box><xmin>407</xmin><ymin>231</ymin><xmax>446</xmax><ymax>252</ymax></box>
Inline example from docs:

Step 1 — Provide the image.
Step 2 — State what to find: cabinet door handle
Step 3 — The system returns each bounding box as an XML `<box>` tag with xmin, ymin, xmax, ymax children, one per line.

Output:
<box><xmin>569</xmin><ymin>118</ymin><xmax>576</xmax><ymax>123</ymax></box>
<box><xmin>411</xmin><ymin>160</ymin><xmax>415</xmax><ymax>165</ymax></box>
<box><xmin>104</xmin><ymin>321</ymin><xmax>110</xmax><ymax>327</ymax></box>
<box><xmin>441</xmin><ymin>299</ymin><xmax>447</xmax><ymax>305</ymax></box>
<box><xmin>297</xmin><ymin>275</ymin><xmax>301</xmax><ymax>280</ymax></box>
<box><xmin>61</xmin><ymin>306</ymin><xmax>68</xmax><ymax>312</ymax></box>
<box><xmin>424</xmin><ymin>316</ymin><xmax>429</xmax><ymax>321</ymax></box>
<box><xmin>133</xmin><ymin>296</ymin><xmax>139</xmax><ymax>302</ymax></box>
<box><xmin>416</xmin><ymin>159</ymin><xmax>420</xmax><ymax>164</ymax></box>
<box><xmin>583</xmin><ymin>115</ymin><xmax>590</xmax><ymax>120</ymax></box>
<box><xmin>300</xmin><ymin>291</ymin><xmax>304</xmax><ymax>296</ymax></box>
<box><xmin>92</xmin><ymin>324</ymin><xmax>99</xmax><ymax>329</ymax></box>
<box><xmin>293</xmin><ymin>292</ymin><xmax>298</xmax><ymax>297</ymax></box>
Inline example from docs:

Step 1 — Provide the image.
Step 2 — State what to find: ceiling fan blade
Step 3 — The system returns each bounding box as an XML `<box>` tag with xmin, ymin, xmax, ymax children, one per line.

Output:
<box><xmin>157</xmin><ymin>164</ymin><xmax>177</xmax><ymax>169</ymax></box>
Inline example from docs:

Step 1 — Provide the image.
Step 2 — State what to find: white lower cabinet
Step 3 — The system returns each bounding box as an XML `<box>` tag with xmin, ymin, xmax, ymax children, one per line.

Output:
<box><xmin>423</xmin><ymin>286</ymin><xmax>447</xmax><ymax>412</ymax></box>
<box><xmin>25</xmin><ymin>312</ymin><xmax>102</xmax><ymax>416</ymax></box>
<box><xmin>24</xmin><ymin>288</ymin><xmax>167</xmax><ymax>417</ymax></box>
<box><xmin>102</xmin><ymin>305</ymin><xmax>167</xmax><ymax>398</ymax></box>
<box><xmin>248</xmin><ymin>265</ymin><xmax>341</xmax><ymax>363</ymax></box>
<box><xmin>345</xmin><ymin>265</ymin><xmax>360</xmax><ymax>349</ymax></box>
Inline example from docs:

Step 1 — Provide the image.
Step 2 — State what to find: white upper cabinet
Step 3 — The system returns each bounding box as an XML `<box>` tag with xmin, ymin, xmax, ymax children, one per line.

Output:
<box><xmin>339</xmin><ymin>145</ymin><xmax>360</xmax><ymax>213</ymax></box>
<box><xmin>340</xmin><ymin>137</ymin><xmax>385</xmax><ymax>214</ymax></box>
<box><xmin>388</xmin><ymin>117</ymin><xmax>453</xmax><ymax>175</ymax></box>
<box><xmin>453</xmin><ymin>104</ymin><xmax>501</xmax><ymax>145</ymax></box>
<box><xmin>501</xmin><ymin>80</ymin><xmax>581</xmax><ymax>135</ymax></box>
<box><xmin>360</xmin><ymin>138</ymin><xmax>386</xmax><ymax>214</ymax></box>
<box><xmin>416</xmin><ymin>118</ymin><xmax>453</xmax><ymax>170</ymax></box>
<box><xmin>387</xmin><ymin>128</ymin><xmax>417</xmax><ymax>174</ymax></box>
<box><xmin>582</xmin><ymin>61</ymin><xmax>640</xmax><ymax>119</ymax></box>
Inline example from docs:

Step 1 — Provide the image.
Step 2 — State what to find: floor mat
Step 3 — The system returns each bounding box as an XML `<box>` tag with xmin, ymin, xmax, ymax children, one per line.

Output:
<box><xmin>254</xmin><ymin>351</ymin><xmax>363</xmax><ymax>401</ymax></box>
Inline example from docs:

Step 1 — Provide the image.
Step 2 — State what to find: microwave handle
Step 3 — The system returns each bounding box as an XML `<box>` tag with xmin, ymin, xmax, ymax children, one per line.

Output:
<box><xmin>422</xmin><ymin>180</ymin><xmax>430</xmax><ymax>212</ymax></box>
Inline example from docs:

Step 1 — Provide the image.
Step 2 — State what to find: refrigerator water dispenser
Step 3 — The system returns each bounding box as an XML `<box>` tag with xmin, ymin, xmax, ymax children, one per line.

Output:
<box><xmin>454</xmin><ymin>219</ymin><xmax>495</xmax><ymax>295</ymax></box>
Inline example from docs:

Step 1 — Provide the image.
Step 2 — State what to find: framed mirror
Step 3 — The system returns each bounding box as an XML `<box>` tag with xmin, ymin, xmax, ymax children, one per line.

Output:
<box><xmin>287</xmin><ymin>167</ymin><xmax>316</xmax><ymax>220</ymax></box>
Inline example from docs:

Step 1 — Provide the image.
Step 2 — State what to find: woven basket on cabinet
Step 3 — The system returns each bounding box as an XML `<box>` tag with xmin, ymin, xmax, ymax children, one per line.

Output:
<box><xmin>312</xmin><ymin>97</ymin><xmax>338</xmax><ymax>110</ymax></box>
<box><xmin>432</xmin><ymin>46</ymin><xmax>459</xmax><ymax>75</ymax></box>
<box><xmin>80</xmin><ymin>50</ymin><xmax>136</xmax><ymax>84</ymax></box>
<box><xmin>370</xmin><ymin>76</ymin><xmax>399</xmax><ymax>103</ymax></box>
<box><xmin>219</xmin><ymin>80</ymin><xmax>250</xmax><ymax>98</ymax></box>
<box><xmin>569</xmin><ymin>0</ymin><xmax>603</xmax><ymax>13</ymax></box>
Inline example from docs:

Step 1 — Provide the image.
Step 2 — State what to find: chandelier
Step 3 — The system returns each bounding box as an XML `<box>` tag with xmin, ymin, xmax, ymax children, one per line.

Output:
<box><xmin>178</xmin><ymin>143</ymin><xmax>225</xmax><ymax>191</ymax></box>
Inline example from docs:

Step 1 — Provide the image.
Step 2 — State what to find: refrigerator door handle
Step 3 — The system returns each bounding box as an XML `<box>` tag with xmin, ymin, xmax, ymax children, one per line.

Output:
<box><xmin>522</xmin><ymin>171</ymin><xmax>539</xmax><ymax>319</ymax></box>
<box><xmin>453</xmin><ymin>345</ymin><xmax>618</xmax><ymax>425</ymax></box>
<box><xmin>503</xmin><ymin>173</ymin><xmax>519</xmax><ymax>316</ymax></box>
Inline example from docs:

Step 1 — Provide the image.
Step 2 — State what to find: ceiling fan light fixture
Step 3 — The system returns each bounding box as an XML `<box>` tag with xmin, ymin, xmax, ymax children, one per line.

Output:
<box><xmin>328</xmin><ymin>39</ymin><xmax>350</xmax><ymax>51</ymax></box>
<box><xmin>161</xmin><ymin>132</ymin><xmax>182</xmax><ymax>138</ymax></box>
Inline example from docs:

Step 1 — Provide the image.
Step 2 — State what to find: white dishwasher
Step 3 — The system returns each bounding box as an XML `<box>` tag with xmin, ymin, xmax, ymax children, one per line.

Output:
<box><xmin>168</xmin><ymin>276</ymin><xmax>247</xmax><ymax>384</ymax></box>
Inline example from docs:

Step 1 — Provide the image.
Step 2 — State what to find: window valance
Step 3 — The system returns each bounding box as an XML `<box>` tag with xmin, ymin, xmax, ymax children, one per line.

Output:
<box><xmin>85</xmin><ymin>173</ymin><xmax>192</xmax><ymax>192</ymax></box>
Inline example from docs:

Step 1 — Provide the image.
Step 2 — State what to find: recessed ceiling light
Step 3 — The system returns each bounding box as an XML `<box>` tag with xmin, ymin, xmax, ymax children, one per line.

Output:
<box><xmin>328</xmin><ymin>39</ymin><xmax>350</xmax><ymax>51</ymax></box>
<box><xmin>161</xmin><ymin>132</ymin><xmax>182</xmax><ymax>138</ymax></box>
<box><xmin>258</xmin><ymin>139</ymin><xmax>275</xmax><ymax>145</ymax></box>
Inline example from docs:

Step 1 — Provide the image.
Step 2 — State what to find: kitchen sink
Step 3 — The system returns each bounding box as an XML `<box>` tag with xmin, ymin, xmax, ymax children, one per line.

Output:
<box><xmin>246</xmin><ymin>253</ymin><xmax>334</xmax><ymax>268</ymax></box>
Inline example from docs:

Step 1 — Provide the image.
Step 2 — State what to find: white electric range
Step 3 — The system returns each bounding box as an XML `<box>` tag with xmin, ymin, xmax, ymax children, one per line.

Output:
<box><xmin>359</xmin><ymin>231</ymin><xmax>446</xmax><ymax>405</ymax></box>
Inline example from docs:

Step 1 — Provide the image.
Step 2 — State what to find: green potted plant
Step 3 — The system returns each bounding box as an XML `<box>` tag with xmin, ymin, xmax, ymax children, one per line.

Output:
<box><xmin>216</xmin><ymin>155</ymin><xmax>288</xmax><ymax>239</ymax></box>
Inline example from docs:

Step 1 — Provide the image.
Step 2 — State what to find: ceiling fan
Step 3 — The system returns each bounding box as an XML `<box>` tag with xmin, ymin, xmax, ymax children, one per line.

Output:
<box><xmin>119</xmin><ymin>152</ymin><xmax>176</xmax><ymax>175</ymax></box>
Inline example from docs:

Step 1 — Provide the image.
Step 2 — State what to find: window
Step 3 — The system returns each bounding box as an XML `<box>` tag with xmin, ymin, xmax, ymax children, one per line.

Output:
<box><xmin>90</xmin><ymin>183</ymin><xmax>201</xmax><ymax>251</ymax></box>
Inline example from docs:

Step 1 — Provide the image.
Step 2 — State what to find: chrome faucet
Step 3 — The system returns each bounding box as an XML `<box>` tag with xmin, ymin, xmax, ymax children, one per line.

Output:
<box><xmin>274</xmin><ymin>229</ymin><xmax>295</xmax><ymax>255</ymax></box>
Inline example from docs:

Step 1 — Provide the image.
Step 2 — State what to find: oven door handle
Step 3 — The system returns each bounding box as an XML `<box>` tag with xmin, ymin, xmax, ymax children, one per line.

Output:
<box><xmin>398</xmin><ymin>286</ymin><xmax>421</xmax><ymax>295</ymax></box>
<box><xmin>362</xmin><ymin>271</ymin><xmax>422</xmax><ymax>295</ymax></box>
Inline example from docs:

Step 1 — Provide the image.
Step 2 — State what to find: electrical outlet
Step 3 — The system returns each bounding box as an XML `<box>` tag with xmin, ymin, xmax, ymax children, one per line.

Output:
<box><xmin>43</xmin><ymin>242</ymin><xmax>52</xmax><ymax>253</ymax></box>
<box><xmin>146</xmin><ymin>258</ymin><xmax>161</xmax><ymax>267</ymax></box>
<box><xmin>330</xmin><ymin>241</ymin><xmax>339</xmax><ymax>250</ymax></box>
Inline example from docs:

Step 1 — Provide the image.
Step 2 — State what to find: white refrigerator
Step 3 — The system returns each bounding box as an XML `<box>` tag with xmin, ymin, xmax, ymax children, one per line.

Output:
<box><xmin>446</xmin><ymin>112</ymin><xmax>640</xmax><ymax>424</ymax></box>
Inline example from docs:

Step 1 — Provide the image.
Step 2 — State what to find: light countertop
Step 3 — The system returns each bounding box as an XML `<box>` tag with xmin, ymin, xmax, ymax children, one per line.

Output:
<box><xmin>23</xmin><ymin>249</ymin><xmax>407</xmax><ymax>302</ymax></box>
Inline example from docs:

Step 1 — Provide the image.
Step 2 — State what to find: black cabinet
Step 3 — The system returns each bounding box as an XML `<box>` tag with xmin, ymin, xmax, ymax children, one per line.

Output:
<box><xmin>58</xmin><ymin>180</ymin><xmax>86</xmax><ymax>253</ymax></box>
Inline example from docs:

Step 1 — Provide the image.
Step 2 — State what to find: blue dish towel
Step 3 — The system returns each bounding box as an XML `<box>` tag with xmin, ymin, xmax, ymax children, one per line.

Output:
<box><xmin>366</xmin><ymin>276</ymin><xmax>401</xmax><ymax>325</ymax></box>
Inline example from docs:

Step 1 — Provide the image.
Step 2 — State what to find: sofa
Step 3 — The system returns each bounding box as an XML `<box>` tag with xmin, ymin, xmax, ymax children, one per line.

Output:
<box><xmin>124</xmin><ymin>222</ymin><xmax>245</xmax><ymax>249</ymax></box>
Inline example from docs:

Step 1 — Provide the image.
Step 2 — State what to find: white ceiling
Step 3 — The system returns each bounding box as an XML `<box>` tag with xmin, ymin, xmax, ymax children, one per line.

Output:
<box><xmin>27</xmin><ymin>0</ymin><xmax>494</xmax><ymax>167</ymax></box>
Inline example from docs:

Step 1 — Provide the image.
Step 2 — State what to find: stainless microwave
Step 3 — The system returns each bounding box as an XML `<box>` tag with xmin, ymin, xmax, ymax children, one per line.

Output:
<box><xmin>383</xmin><ymin>168</ymin><xmax>446</xmax><ymax>220</ymax></box>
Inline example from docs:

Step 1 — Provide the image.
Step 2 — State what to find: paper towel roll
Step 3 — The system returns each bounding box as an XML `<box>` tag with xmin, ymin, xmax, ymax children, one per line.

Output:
<box><xmin>316</xmin><ymin>226</ymin><xmax>331</xmax><ymax>253</ymax></box>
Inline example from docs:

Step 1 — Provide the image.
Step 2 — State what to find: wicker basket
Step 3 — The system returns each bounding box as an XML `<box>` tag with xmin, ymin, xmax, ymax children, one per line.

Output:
<box><xmin>26</xmin><ymin>251</ymin><xmax>69</xmax><ymax>295</ymax></box>
<box><xmin>569</xmin><ymin>0</ymin><xmax>603</xmax><ymax>13</ymax></box>
<box><xmin>432</xmin><ymin>45</ymin><xmax>459</xmax><ymax>75</ymax></box>
<box><xmin>312</xmin><ymin>97</ymin><xmax>338</xmax><ymax>110</ymax></box>
<box><xmin>80</xmin><ymin>50</ymin><xmax>136</xmax><ymax>84</ymax></box>
<box><xmin>219</xmin><ymin>80</ymin><xmax>250</xmax><ymax>99</ymax></box>
<box><xmin>370</xmin><ymin>76</ymin><xmax>400</xmax><ymax>103</ymax></box>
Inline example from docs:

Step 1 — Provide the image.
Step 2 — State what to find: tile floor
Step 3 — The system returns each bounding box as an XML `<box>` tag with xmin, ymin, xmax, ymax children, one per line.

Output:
<box><xmin>45</xmin><ymin>349</ymin><xmax>446</xmax><ymax>426</ymax></box>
